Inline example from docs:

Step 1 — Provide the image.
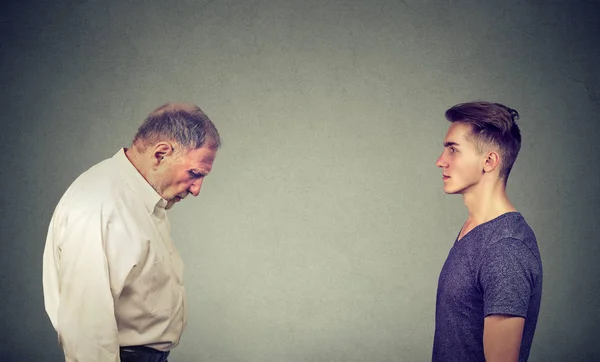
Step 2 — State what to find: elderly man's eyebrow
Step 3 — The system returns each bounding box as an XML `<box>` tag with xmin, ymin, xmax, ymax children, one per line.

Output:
<box><xmin>188</xmin><ymin>169</ymin><xmax>207</xmax><ymax>177</ymax></box>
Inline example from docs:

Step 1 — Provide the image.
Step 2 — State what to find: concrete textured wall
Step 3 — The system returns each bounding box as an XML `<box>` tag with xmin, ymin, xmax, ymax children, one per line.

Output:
<box><xmin>1</xmin><ymin>0</ymin><xmax>598</xmax><ymax>361</ymax></box>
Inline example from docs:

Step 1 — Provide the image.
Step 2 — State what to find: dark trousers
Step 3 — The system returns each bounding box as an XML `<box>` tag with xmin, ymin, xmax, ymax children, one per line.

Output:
<box><xmin>120</xmin><ymin>346</ymin><xmax>170</xmax><ymax>362</ymax></box>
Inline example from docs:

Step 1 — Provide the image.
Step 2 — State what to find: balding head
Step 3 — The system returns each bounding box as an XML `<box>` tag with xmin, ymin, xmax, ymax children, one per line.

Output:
<box><xmin>133</xmin><ymin>102</ymin><xmax>221</xmax><ymax>153</ymax></box>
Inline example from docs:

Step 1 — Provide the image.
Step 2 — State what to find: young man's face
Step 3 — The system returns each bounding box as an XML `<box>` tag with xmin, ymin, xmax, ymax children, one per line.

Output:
<box><xmin>435</xmin><ymin>122</ymin><xmax>485</xmax><ymax>195</ymax></box>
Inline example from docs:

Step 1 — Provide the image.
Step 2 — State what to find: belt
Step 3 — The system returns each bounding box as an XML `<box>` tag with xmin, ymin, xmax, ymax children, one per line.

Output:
<box><xmin>120</xmin><ymin>345</ymin><xmax>170</xmax><ymax>362</ymax></box>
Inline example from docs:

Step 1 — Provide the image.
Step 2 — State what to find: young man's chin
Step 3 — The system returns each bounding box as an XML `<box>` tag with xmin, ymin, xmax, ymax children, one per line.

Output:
<box><xmin>443</xmin><ymin>185</ymin><xmax>463</xmax><ymax>195</ymax></box>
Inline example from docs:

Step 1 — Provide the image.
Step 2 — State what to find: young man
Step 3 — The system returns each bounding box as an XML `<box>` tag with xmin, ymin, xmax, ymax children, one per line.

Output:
<box><xmin>432</xmin><ymin>101</ymin><xmax>543</xmax><ymax>362</ymax></box>
<box><xmin>43</xmin><ymin>103</ymin><xmax>220</xmax><ymax>362</ymax></box>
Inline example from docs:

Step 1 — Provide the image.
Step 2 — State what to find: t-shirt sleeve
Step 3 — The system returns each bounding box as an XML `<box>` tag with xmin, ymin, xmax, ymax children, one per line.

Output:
<box><xmin>479</xmin><ymin>237</ymin><xmax>538</xmax><ymax>318</ymax></box>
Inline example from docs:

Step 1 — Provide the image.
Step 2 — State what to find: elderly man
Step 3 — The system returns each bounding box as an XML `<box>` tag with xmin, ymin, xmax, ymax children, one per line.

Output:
<box><xmin>43</xmin><ymin>103</ymin><xmax>220</xmax><ymax>362</ymax></box>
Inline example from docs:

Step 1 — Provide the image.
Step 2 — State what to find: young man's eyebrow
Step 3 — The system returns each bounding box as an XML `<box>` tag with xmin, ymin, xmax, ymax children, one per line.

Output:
<box><xmin>443</xmin><ymin>141</ymin><xmax>459</xmax><ymax>147</ymax></box>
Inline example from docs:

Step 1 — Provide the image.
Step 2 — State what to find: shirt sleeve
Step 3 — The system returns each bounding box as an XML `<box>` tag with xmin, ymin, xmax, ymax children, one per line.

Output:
<box><xmin>479</xmin><ymin>238</ymin><xmax>538</xmax><ymax>318</ymax></box>
<box><xmin>56</xmin><ymin>208</ymin><xmax>120</xmax><ymax>362</ymax></box>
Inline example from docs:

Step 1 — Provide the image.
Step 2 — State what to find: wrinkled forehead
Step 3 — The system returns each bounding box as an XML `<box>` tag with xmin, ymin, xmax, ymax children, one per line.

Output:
<box><xmin>182</xmin><ymin>146</ymin><xmax>217</xmax><ymax>169</ymax></box>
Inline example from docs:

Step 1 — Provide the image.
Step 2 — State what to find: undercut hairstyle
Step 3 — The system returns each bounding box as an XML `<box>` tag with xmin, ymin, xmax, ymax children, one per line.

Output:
<box><xmin>445</xmin><ymin>101</ymin><xmax>521</xmax><ymax>182</ymax></box>
<box><xmin>133</xmin><ymin>103</ymin><xmax>221</xmax><ymax>153</ymax></box>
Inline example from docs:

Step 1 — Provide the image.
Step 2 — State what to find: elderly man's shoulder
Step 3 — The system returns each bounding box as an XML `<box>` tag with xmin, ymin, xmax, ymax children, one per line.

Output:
<box><xmin>58</xmin><ymin>156</ymin><xmax>132</xmax><ymax>214</ymax></box>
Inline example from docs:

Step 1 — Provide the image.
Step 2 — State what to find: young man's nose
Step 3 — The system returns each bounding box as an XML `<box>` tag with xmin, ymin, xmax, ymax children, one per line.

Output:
<box><xmin>436</xmin><ymin>155</ymin><xmax>446</xmax><ymax>168</ymax></box>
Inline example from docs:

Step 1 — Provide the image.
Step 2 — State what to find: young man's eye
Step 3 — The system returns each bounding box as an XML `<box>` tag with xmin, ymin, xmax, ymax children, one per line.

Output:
<box><xmin>449</xmin><ymin>147</ymin><xmax>457</xmax><ymax>153</ymax></box>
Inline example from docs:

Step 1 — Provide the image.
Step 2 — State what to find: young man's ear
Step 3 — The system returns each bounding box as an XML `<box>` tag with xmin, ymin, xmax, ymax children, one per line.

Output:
<box><xmin>152</xmin><ymin>142</ymin><xmax>175</xmax><ymax>165</ymax></box>
<box><xmin>483</xmin><ymin>151</ymin><xmax>500</xmax><ymax>173</ymax></box>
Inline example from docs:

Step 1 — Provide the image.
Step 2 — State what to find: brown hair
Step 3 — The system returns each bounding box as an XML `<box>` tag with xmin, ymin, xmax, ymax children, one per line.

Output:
<box><xmin>445</xmin><ymin>101</ymin><xmax>521</xmax><ymax>181</ymax></box>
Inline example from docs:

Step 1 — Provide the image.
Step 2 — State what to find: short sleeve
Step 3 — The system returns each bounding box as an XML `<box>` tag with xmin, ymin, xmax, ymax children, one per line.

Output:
<box><xmin>479</xmin><ymin>238</ymin><xmax>539</xmax><ymax>318</ymax></box>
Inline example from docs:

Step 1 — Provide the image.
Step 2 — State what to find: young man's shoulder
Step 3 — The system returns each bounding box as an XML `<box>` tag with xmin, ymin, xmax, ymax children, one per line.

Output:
<box><xmin>485</xmin><ymin>212</ymin><xmax>538</xmax><ymax>248</ymax></box>
<box><xmin>475</xmin><ymin>213</ymin><xmax>543</xmax><ymax>274</ymax></box>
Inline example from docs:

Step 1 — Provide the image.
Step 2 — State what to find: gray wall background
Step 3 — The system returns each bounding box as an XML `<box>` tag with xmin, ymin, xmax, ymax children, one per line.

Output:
<box><xmin>1</xmin><ymin>0</ymin><xmax>599</xmax><ymax>361</ymax></box>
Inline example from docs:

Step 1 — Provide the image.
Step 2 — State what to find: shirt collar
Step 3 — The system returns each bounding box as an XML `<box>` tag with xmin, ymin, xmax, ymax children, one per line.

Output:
<box><xmin>113</xmin><ymin>148</ymin><xmax>168</xmax><ymax>215</ymax></box>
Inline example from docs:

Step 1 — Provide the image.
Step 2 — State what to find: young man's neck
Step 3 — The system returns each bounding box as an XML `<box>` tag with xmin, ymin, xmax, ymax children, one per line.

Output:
<box><xmin>457</xmin><ymin>180</ymin><xmax>516</xmax><ymax>240</ymax></box>
<box><xmin>462</xmin><ymin>178</ymin><xmax>516</xmax><ymax>225</ymax></box>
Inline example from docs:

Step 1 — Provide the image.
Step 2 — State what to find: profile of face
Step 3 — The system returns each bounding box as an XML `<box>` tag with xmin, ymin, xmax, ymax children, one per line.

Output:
<box><xmin>152</xmin><ymin>144</ymin><xmax>217</xmax><ymax>209</ymax></box>
<box><xmin>435</xmin><ymin>122</ymin><xmax>486</xmax><ymax>195</ymax></box>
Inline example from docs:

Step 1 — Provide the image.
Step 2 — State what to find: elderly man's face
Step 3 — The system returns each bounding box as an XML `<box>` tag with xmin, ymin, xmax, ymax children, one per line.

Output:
<box><xmin>154</xmin><ymin>145</ymin><xmax>217</xmax><ymax>209</ymax></box>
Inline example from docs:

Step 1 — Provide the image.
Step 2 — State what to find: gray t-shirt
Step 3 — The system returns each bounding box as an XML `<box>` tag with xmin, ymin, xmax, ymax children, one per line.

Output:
<box><xmin>432</xmin><ymin>212</ymin><xmax>543</xmax><ymax>362</ymax></box>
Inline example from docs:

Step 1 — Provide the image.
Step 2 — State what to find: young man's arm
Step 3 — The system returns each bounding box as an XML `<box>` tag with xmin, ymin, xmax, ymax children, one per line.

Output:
<box><xmin>483</xmin><ymin>315</ymin><xmax>525</xmax><ymax>362</ymax></box>
<box><xmin>480</xmin><ymin>237</ymin><xmax>539</xmax><ymax>362</ymax></box>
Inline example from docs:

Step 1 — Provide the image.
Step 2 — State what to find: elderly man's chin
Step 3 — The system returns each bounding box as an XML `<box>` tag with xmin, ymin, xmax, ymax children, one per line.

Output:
<box><xmin>165</xmin><ymin>195</ymin><xmax>186</xmax><ymax>210</ymax></box>
<box><xmin>165</xmin><ymin>200</ymin><xmax>176</xmax><ymax>210</ymax></box>
<box><xmin>166</xmin><ymin>198</ymin><xmax>181</xmax><ymax>210</ymax></box>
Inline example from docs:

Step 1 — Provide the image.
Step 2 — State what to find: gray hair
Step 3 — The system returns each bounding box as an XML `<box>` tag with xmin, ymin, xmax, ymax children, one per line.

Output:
<box><xmin>133</xmin><ymin>102</ymin><xmax>221</xmax><ymax>151</ymax></box>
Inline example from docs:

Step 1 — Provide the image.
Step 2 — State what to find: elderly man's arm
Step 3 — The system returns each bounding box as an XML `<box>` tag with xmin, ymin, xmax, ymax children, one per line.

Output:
<box><xmin>57</xmin><ymin>210</ymin><xmax>120</xmax><ymax>362</ymax></box>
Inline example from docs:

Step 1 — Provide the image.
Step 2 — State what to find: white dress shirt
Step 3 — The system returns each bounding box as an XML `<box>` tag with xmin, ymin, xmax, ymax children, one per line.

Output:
<box><xmin>43</xmin><ymin>149</ymin><xmax>187</xmax><ymax>362</ymax></box>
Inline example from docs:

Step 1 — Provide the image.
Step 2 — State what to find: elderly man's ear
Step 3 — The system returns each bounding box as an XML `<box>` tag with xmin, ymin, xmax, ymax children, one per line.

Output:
<box><xmin>152</xmin><ymin>142</ymin><xmax>176</xmax><ymax>165</ymax></box>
